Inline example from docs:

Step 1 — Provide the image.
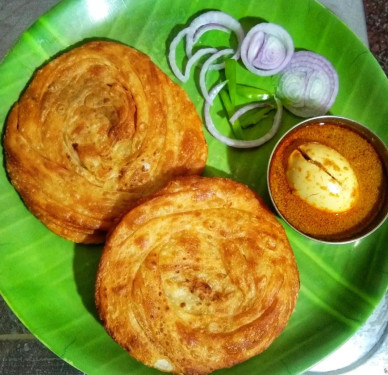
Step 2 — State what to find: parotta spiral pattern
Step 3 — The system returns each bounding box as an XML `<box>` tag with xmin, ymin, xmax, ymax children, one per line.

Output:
<box><xmin>4</xmin><ymin>41</ymin><xmax>207</xmax><ymax>243</ymax></box>
<box><xmin>96</xmin><ymin>176</ymin><xmax>299</xmax><ymax>375</ymax></box>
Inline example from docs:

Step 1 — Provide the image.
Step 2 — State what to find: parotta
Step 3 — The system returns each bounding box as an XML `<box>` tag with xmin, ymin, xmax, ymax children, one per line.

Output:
<box><xmin>4</xmin><ymin>41</ymin><xmax>207</xmax><ymax>243</ymax></box>
<box><xmin>95</xmin><ymin>176</ymin><xmax>299</xmax><ymax>374</ymax></box>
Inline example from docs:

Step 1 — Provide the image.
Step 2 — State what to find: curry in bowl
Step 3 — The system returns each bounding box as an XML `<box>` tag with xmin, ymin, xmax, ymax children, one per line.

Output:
<box><xmin>268</xmin><ymin>116</ymin><xmax>388</xmax><ymax>243</ymax></box>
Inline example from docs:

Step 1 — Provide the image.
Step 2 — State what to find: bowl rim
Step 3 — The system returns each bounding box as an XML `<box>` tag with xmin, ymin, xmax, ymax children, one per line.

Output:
<box><xmin>267</xmin><ymin>115</ymin><xmax>388</xmax><ymax>245</ymax></box>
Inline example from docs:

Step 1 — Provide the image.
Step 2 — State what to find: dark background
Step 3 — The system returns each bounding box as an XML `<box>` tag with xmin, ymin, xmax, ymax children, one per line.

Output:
<box><xmin>364</xmin><ymin>0</ymin><xmax>387</xmax><ymax>75</ymax></box>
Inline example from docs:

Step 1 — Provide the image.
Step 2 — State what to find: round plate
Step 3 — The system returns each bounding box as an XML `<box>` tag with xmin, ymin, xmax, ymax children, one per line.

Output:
<box><xmin>0</xmin><ymin>0</ymin><xmax>387</xmax><ymax>374</ymax></box>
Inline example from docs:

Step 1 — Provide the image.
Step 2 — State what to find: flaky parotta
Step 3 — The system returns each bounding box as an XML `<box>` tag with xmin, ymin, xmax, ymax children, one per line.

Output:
<box><xmin>95</xmin><ymin>176</ymin><xmax>299</xmax><ymax>375</ymax></box>
<box><xmin>4</xmin><ymin>41</ymin><xmax>207</xmax><ymax>243</ymax></box>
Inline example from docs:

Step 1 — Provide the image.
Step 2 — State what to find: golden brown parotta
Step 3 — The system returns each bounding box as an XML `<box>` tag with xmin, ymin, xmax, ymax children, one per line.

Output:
<box><xmin>95</xmin><ymin>176</ymin><xmax>299</xmax><ymax>375</ymax></box>
<box><xmin>4</xmin><ymin>41</ymin><xmax>207</xmax><ymax>243</ymax></box>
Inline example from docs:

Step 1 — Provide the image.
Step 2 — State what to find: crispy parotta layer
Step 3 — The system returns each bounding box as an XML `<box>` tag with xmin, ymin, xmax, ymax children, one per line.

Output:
<box><xmin>96</xmin><ymin>176</ymin><xmax>299</xmax><ymax>375</ymax></box>
<box><xmin>4</xmin><ymin>41</ymin><xmax>207</xmax><ymax>243</ymax></box>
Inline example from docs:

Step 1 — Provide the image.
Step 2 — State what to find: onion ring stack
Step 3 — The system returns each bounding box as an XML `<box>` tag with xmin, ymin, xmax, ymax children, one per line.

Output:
<box><xmin>241</xmin><ymin>23</ymin><xmax>294</xmax><ymax>76</ymax></box>
<box><xmin>96</xmin><ymin>176</ymin><xmax>300</xmax><ymax>374</ymax></box>
<box><xmin>276</xmin><ymin>51</ymin><xmax>339</xmax><ymax>117</ymax></box>
<box><xmin>4</xmin><ymin>41</ymin><xmax>207</xmax><ymax>243</ymax></box>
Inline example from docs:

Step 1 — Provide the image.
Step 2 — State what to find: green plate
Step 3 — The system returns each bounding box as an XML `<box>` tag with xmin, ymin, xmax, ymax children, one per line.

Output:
<box><xmin>0</xmin><ymin>0</ymin><xmax>387</xmax><ymax>374</ymax></box>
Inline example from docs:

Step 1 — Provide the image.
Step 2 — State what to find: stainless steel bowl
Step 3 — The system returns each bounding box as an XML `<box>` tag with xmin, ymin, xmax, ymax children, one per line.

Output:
<box><xmin>267</xmin><ymin>115</ymin><xmax>388</xmax><ymax>244</ymax></box>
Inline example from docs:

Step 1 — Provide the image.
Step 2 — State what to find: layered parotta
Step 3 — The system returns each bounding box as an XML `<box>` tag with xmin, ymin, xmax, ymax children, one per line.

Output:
<box><xmin>4</xmin><ymin>41</ymin><xmax>207</xmax><ymax>243</ymax></box>
<box><xmin>96</xmin><ymin>176</ymin><xmax>299</xmax><ymax>374</ymax></box>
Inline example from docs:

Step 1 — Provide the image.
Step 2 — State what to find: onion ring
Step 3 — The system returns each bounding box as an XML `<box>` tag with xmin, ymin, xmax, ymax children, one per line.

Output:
<box><xmin>204</xmin><ymin>82</ymin><xmax>283</xmax><ymax>148</ymax></box>
<box><xmin>241</xmin><ymin>23</ymin><xmax>294</xmax><ymax>76</ymax></box>
<box><xmin>168</xmin><ymin>28</ymin><xmax>217</xmax><ymax>82</ymax></box>
<box><xmin>199</xmin><ymin>49</ymin><xmax>235</xmax><ymax>103</ymax></box>
<box><xmin>192</xmin><ymin>23</ymin><xmax>230</xmax><ymax>42</ymax></box>
<box><xmin>185</xmin><ymin>11</ymin><xmax>245</xmax><ymax>60</ymax></box>
<box><xmin>276</xmin><ymin>51</ymin><xmax>339</xmax><ymax>117</ymax></box>
<box><xmin>168</xmin><ymin>11</ymin><xmax>244</xmax><ymax>83</ymax></box>
<box><xmin>230</xmin><ymin>102</ymin><xmax>271</xmax><ymax>124</ymax></box>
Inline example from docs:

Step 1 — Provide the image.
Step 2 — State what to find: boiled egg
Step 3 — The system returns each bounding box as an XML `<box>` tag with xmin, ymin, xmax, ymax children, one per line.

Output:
<box><xmin>286</xmin><ymin>142</ymin><xmax>358</xmax><ymax>212</ymax></box>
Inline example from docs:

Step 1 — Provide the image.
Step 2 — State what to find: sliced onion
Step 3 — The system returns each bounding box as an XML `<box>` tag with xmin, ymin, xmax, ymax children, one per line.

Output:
<box><xmin>241</xmin><ymin>23</ymin><xmax>294</xmax><ymax>76</ymax></box>
<box><xmin>199</xmin><ymin>49</ymin><xmax>234</xmax><ymax>103</ymax></box>
<box><xmin>229</xmin><ymin>102</ymin><xmax>271</xmax><ymax>124</ymax></box>
<box><xmin>168</xmin><ymin>27</ymin><xmax>217</xmax><ymax>82</ymax></box>
<box><xmin>168</xmin><ymin>11</ymin><xmax>244</xmax><ymax>82</ymax></box>
<box><xmin>276</xmin><ymin>51</ymin><xmax>339</xmax><ymax>117</ymax></box>
<box><xmin>204</xmin><ymin>82</ymin><xmax>283</xmax><ymax>148</ymax></box>
<box><xmin>193</xmin><ymin>23</ymin><xmax>229</xmax><ymax>42</ymax></box>
<box><xmin>185</xmin><ymin>11</ymin><xmax>245</xmax><ymax>60</ymax></box>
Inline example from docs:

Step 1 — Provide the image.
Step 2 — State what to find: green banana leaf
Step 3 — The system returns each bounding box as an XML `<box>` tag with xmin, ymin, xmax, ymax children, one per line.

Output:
<box><xmin>0</xmin><ymin>0</ymin><xmax>387</xmax><ymax>375</ymax></box>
